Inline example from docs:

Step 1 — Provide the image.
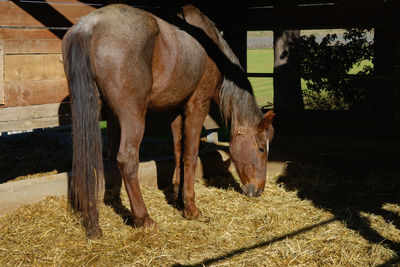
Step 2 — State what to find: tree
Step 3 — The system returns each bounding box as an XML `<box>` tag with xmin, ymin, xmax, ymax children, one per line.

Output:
<box><xmin>294</xmin><ymin>29</ymin><xmax>374</xmax><ymax>110</ymax></box>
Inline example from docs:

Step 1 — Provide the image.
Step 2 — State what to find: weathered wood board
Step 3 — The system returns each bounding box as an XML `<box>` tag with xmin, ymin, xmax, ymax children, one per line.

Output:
<box><xmin>0</xmin><ymin>1</ymin><xmax>96</xmax><ymax>28</ymax></box>
<box><xmin>0</xmin><ymin>103</ymin><xmax>70</xmax><ymax>132</ymax></box>
<box><xmin>4</xmin><ymin>80</ymin><xmax>69</xmax><ymax>107</ymax></box>
<box><xmin>5</xmin><ymin>54</ymin><xmax>65</xmax><ymax>82</ymax></box>
<box><xmin>0</xmin><ymin>45</ymin><xmax>4</xmax><ymax>105</ymax></box>
<box><xmin>0</xmin><ymin>28</ymin><xmax>65</xmax><ymax>54</ymax></box>
<box><xmin>2</xmin><ymin>52</ymin><xmax>69</xmax><ymax>107</ymax></box>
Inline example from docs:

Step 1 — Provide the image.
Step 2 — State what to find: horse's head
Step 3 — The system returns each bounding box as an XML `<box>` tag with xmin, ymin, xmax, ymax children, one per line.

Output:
<box><xmin>229</xmin><ymin>110</ymin><xmax>275</xmax><ymax>197</ymax></box>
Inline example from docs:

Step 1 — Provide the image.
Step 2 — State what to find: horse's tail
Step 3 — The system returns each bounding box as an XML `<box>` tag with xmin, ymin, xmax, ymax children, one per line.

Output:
<box><xmin>62</xmin><ymin>22</ymin><xmax>103</xmax><ymax>237</ymax></box>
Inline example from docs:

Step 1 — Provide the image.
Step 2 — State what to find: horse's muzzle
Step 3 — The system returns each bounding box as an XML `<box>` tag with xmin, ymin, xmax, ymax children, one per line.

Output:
<box><xmin>242</xmin><ymin>183</ymin><xmax>264</xmax><ymax>198</ymax></box>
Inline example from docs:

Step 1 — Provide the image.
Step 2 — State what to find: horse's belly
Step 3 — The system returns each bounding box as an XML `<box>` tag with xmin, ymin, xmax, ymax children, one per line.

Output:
<box><xmin>148</xmin><ymin>20</ymin><xmax>206</xmax><ymax>110</ymax></box>
<box><xmin>148</xmin><ymin>73</ymin><xmax>202</xmax><ymax>110</ymax></box>
<box><xmin>148</xmin><ymin>87</ymin><xmax>193</xmax><ymax>111</ymax></box>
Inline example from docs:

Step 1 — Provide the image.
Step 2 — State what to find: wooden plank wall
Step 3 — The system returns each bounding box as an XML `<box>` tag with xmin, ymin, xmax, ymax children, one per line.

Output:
<box><xmin>0</xmin><ymin>0</ymin><xmax>98</xmax><ymax>108</ymax></box>
<box><xmin>0</xmin><ymin>0</ymin><xmax>99</xmax><ymax>132</ymax></box>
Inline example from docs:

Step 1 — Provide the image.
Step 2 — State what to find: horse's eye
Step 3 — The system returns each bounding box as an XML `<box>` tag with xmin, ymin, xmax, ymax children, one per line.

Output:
<box><xmin>258</xmin><ymin>147</ymin><xmax>265</xmax><ymax>153</ymax></box>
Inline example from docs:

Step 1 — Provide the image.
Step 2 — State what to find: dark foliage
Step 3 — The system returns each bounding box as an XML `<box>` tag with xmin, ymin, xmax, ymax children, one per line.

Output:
<box><xmin>293</xmin><ymin>29</ymin><xmax>374</xmax><ymax>110</ymax></box>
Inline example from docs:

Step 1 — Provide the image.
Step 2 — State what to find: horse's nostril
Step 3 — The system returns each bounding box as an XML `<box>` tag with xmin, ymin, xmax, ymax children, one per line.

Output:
<box><xmin>243</xmin><ymin>184</ymin><xmax>264</xmax><ymax>198</ymax></box>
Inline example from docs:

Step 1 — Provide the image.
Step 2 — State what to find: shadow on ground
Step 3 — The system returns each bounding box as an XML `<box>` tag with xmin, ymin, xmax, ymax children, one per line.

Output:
<box><xmin>276</xmin><ymin>161</ymin><xmax>400</xmax><ymax>266</ymax></box>
<box><xmin>0</xmin><ymin>131</ymin><xmax>72</xmax><ymax>183</ymax></box>
<box><xmin>102</xmin><ymin>140</ymin><xmax>239</xmax><ymax>225</ymax></box>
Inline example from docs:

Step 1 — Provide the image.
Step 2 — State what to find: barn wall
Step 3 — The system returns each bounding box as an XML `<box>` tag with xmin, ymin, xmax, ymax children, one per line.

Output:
<box><xmin>0</xmin><ymin>0</ymin><xmax>99</xmax><ymax>132</ymax></box>
<box><xmin>0</xmin><ymin>0</ymin><xmax>98</xmax><ymax>109</ymax></box>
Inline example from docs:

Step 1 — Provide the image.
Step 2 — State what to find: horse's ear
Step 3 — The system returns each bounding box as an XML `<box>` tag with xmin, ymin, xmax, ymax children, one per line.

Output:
<box><xmin>258</xmin><ymin>110</ymin><xmax>275</xmax><ymax>131</ymax></box>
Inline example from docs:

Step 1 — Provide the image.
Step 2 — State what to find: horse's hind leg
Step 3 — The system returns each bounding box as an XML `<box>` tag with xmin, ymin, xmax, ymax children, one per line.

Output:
<box><xmin>103</xmin><ymin>67</ymin><xmax>154</xmax><ymax>227</ymax></box>
<box><xmin>115</xmin><ymin>104</ymin><xmax>154</xmax><ymax>227</ymax></box>
<box><xmin>89</xmin><ymin>16</ymin><xmax>157</xmax><ymax>227</ymax></box>
<box><xmin>171</xmin><ymin>113</ymin><xmax>183</xmax><ymax>203</ymax></box>
<box><xmin>104</xmin><ymin>107</ymin><xmax>122</xmax><ymax>205</ymax></box>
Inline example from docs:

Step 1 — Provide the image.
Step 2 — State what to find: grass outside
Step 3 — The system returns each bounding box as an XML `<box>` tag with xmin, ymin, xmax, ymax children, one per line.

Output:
<box><xmin>247</xmin><ymin>49</ymin><xmax>274</xmax><ymax>107</ymax></box>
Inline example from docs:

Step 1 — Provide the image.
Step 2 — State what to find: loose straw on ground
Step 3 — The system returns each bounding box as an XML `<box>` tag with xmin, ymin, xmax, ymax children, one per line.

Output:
<box><xmin>0</xmin><ymin>166</ymin><xmax>398</xmax><ymax>266</ymax></box>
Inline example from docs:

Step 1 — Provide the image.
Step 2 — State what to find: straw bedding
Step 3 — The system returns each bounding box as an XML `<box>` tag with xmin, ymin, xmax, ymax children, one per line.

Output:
<box><xmin>0</xmin><ymin>166</ymin><xmax>399</xmax><ymax>266</ymax></box>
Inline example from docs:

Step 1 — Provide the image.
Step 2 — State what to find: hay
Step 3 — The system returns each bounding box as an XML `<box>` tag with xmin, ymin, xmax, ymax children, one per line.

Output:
<box><xmin>0</xmin><ymin>168</ymin><xmax>399</xmax><ymax>266</ymax></box>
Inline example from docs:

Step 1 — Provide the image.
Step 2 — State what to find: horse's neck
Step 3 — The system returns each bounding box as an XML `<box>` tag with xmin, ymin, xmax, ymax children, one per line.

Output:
<box><xmin>230</xmin><ymin>115</ymin><xmax>258</xmax><ymax>133</ymax></box>
<box><xmin>232</xmin><ymin>90</ymin><xmax>263</xmax><ymax>127</ymax></box>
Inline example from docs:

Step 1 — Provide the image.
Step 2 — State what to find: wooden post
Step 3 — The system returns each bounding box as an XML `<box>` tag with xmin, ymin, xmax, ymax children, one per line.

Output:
<box><xmin>395</xmin><ymin>31</ymin><xmax>400</xmax><ymax>134</ymax></box>
<box><xmin>273</xmin><ymin>29</ymin><xmax>304</xmax><ymax>111</ymax></box>
<box><xmin>223</xmin><ymin>29</ymin><xmax>247</xmax><ymax>70</ymax></box>
<box><xmin>370</xmin><ymin>26</ymin><xmax>399</xmax><ymax>135</ymax></box>
<box><xmin>0</xmin><ymin>43</ymin><xmax>4</xmax><ymax>105</ymax></box>
<box><xmin>221</xmin><ymin>0</ymin><xmax>247</xmax><ymax>70</ymax></box>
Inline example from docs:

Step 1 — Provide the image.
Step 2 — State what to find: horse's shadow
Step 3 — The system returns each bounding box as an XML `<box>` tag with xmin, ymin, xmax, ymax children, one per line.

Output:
<box><xmin>199</xmin><ymin>142</ymin><xmax>241</xmax><ymax>192</ymax></box>
<box><xmin>276</xmin><ymin>159</ymin><xmax>400</xmax><ymax>258</ymax></box>
<box><xmin>102</xmin><ymin>165</ymin><xmax>136</xmax><ymax>227</ymax></box>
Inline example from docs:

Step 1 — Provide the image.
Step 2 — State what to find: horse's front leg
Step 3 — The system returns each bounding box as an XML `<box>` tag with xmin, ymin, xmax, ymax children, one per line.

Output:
<box><xmin>116</xmin><ymin>111</ymin><xmax>154</xmax><ymax>227</ymax></box>
<box><xmin>182</xmin><ymin>101</ymin><xmax>211</xmax><ymax>219</ymax></box>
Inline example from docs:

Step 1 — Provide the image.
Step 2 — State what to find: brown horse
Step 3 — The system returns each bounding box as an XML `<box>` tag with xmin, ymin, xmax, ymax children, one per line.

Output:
<box><xmin>62</xmin><ymin>4</ymin><xmax>275</xmax><ymax>238</ymax></box>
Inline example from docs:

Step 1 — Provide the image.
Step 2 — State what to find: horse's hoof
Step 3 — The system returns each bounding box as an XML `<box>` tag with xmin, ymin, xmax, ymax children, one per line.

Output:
<box><xmin>134</xmin><ymin>216</ymin><xmax>156</xmax><ymax>228</ymax></box>
<box><xmin>143</xmin><ymin>217</ymin><xmax>156</xmax><ymax>228</ymax></box>
<box><xmin>87</xmin><ymin>226</ymin><xmax>103</xmax><ymax>239</ymax></box>
<box><xmin>183</xmin><ymin>206</ymin><xmax>201</xmax><ymax>220</ymax></box>
<box><xmin>173</xmin><ymin>185</ymin><xmax>180</xmax><ymax>201</ymax></box>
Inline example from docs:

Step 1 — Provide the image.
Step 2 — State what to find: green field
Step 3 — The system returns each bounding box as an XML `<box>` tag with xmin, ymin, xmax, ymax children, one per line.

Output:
<box><xmin>247</xmin><ymin>49</ymin><xmax>274</xmax><ymax>107</ymax></box>
<box><xmin>247</xmin><ymin>49</ymin><xmax>373</xmax><ymax>108</ymax></box>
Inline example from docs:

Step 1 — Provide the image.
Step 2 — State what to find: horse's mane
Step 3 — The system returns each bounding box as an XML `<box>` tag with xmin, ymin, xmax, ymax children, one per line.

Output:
<box><xmin>209</xmin><ymin>23</ymin><xmax>263</xmax><ymax>127</ymax></box>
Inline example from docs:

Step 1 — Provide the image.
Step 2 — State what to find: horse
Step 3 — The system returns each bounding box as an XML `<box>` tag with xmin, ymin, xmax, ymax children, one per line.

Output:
<box><xmin>62</xmin><ymin>4</ymin><xmax>275</xmax><ymax>238</ymax></box>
